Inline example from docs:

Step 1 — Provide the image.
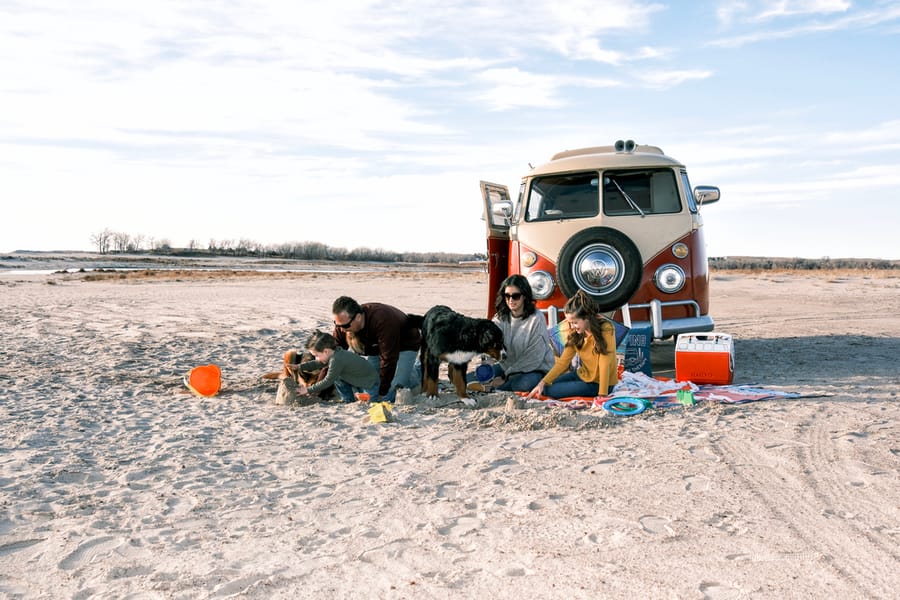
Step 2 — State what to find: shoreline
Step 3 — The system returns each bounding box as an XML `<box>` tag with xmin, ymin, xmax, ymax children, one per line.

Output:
<box><xmin>0</xmin><ymin>253</ymin><xmax>485</xmax><ymax>278</ymax></box>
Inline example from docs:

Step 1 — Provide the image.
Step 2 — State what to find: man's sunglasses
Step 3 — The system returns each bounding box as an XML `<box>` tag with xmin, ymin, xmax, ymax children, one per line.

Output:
<box><xmin>334</xmin><ymin>313</ymin><xmax>357</xmax><ymax>329</ymax></box>
<box><xmin>503</xmin><ymin>292</ymin><xmax>523</xmax><ymax>301</ymax></box>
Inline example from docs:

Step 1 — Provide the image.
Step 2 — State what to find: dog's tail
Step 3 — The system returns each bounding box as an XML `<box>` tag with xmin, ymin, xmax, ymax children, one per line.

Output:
<box><xmin>406</xmin><ymin>313</ymin><xmax>424</xmax><ymax>329</ymax></box>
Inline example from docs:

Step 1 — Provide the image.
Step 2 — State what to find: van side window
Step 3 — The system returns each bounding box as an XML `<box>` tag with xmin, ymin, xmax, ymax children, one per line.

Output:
<box><xmin>603</xmin><ymin>169</ymin><xmax>682</xmax><ymax>215</ymax></box>
<box><xmin>514</xmin><ymin>182</ymin><xmax>526</xmax><ymax>222</ymax></box>
<box><xmin>681</xmin><ymin>170</ymin><xmax>698</xmax><ymax>213</ymax></box>
<box><xmin>525</xmin><ymin>172</ymin><xmax>599</xmax><ymax>221</ymax></box>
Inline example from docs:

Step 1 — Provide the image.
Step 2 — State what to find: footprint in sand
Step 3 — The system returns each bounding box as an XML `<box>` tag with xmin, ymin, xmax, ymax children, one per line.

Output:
<box><xmin>478</xmin><ymin>457</ymin><xmax>516</xmax><ymax>473</ymax></box>
<box><xmin>581</xmin><ymin>458</ymin><xmax>617</xmax><ymax>474</ymax></box>
<box><xmin>496</xmin><ymin>565</ymin><xmax>528</xmax><ymax>577</ymax></box>
<box><xmin>436</xmin><ymin>514</ymin><xmax>482</xmax><ymax>537</ymax></box>
<box><xmin>684</xmin><ymin>475</ymin><xmax>710</xmax><ymax>492</ymax></box>
<box><xmin>0</xmin><ymin>538</ymin><xmax>44</xmax><ymax>556</ymax></box>
<box><xmin>688</xmin><ymin>445</ymin><xmax>719</xmax><ymax>462</ymax></box>
<box><xmin>58</xmin><ymin>535</ymin><xmax>123</xmax><ymax>570</ymax></box>
<box><xmin>705</xmin><ymin>512</ymin><xmax>746</xmax><ymax>535</ymax></box>
<box><xmin>435</xmin><ymin>481</ymin><xmax>459</xmax><ymax>499</ymax></box>
<box><xmin>393</xmin><ymin>470</ymin><xmax>421</xmax><ymax>488</ymax></box>
<box><xmin>162</xmin><ymin>495</ymin><xmax>199</xmax><ymax>517</ymax></box>
<box><xmin>699</xmin><ymin>581</ymin><xmax>742</xmax><ymax>599</ymax></box>
<box><xmin>726</xmin><ymin>551</ymin><xmax>820</xmax><ymax>562</ymax></box>
<box><xmin>522</xmin><ymin>436</ymin><xmax>555</xmax><ymax>449</ymax></box>
<box><xmin>639</xmin><ymin>515</ymin><xmax>675</xmax><ymax>536</ymax></box>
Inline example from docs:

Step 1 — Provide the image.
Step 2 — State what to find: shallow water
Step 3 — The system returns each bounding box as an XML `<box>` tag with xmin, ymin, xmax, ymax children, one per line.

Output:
<box><xmin>0</xmin><ymin>251</ymin><xmax>481</xmax><ymax>276</ymax></box>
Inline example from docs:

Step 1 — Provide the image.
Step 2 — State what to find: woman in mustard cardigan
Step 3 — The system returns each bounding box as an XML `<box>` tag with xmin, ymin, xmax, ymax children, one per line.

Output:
<box><xmin>526</xmin><ymin>290</ymin><xmax>618</xmax><ymax>399</ymax></box>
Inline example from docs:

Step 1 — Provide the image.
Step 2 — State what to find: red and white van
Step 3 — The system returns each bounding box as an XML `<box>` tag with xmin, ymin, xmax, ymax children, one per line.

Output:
<box><xmin>480</xmin><ymin>140</ymin><xmax>720</xmax><ymax>339</ymax></box>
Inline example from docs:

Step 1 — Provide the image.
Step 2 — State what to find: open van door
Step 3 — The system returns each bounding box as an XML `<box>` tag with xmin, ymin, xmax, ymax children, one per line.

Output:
<box><xmin>480</xmin><ymin>181</ymin><xmax>512</xmax><ymax>318</ymax></box>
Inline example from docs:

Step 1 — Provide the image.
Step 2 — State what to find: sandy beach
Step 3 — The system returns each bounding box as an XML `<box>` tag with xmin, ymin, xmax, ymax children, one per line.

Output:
<box><xmin>1</xmin><ymin>266</ymin><xmax>898</xmax><ymax>599</ymax></box>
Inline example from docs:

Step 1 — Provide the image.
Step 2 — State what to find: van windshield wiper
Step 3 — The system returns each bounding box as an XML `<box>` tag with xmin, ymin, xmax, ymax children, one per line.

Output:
<box><xmin>608</xmin><ymin>176</ymin><xmax>645</xmax><ymax>217</ymax></box>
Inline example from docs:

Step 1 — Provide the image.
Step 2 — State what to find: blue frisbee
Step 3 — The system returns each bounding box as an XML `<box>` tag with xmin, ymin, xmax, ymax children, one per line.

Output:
<box><xmin>601</xmin><ymin>397</ymin><xmax>648</xmax><ymax>416</ymax></box>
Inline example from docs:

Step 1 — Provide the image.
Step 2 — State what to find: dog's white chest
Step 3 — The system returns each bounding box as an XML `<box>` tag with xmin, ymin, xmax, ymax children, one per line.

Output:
<box><xmin>444</xmin><ymin>350</ymin><xmax>478</xmax><ymax>364</ymax></box>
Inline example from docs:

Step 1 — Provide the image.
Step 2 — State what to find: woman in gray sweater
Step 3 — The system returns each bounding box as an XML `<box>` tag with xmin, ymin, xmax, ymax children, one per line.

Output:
<box><xmin>469</xmin><ymin>274</ymin><xmax>555</xmax><ymax>393</ymax></box>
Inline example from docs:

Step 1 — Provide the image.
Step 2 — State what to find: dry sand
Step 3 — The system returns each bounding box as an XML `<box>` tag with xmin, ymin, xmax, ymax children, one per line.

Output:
<box><xmin>1</xmin><ymin>267</ymin><xmax>898</xmax><ymax>599</ymax></box>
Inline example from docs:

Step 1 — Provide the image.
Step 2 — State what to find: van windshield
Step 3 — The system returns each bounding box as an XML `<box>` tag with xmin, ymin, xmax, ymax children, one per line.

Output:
<box><xmin>603</xmin><ymin>169</ymin><xmax>682</xmax><ymax>216</ymax></box>
<box><xmin>525</xmin><ymin>172</ymin><xmax>599</xmax><ymax>221</ymax></box>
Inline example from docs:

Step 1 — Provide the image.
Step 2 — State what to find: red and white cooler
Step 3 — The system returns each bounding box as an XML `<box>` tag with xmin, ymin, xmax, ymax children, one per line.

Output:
<box><xmin>675</xmin><ymin>332</ymin><xmax>734</xmax><ymax>385</ymax></box>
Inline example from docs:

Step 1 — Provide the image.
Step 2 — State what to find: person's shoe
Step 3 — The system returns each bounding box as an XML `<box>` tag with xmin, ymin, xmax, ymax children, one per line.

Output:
<box><xmin>466</xmin><ymin>381</ymin><xmax>491</xmax><ymax>393</ymax></box>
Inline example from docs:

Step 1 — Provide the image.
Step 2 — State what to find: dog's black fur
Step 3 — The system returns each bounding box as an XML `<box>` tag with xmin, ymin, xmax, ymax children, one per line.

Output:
<box><xmin>417</xmin><ymin>305</ymin><xmax>504</xmax><ymax>401</ymax></box>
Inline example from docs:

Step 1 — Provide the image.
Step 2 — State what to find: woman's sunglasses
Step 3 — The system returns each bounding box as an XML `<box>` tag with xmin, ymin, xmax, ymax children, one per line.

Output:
<box><xmin>503</xmin><ymin>292</ymin><xmax>523</xmax><ymax>301</ymax></box>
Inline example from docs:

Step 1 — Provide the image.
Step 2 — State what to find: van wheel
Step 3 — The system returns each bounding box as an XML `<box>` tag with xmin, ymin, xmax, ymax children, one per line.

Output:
<box><xmin>557</xmin><ymin>227</ymin><xmax>642</xmax><ymax>311</ymax></box>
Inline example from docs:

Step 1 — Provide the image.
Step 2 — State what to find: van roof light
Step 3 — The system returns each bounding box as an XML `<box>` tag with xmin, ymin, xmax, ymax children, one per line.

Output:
<box><xmin>615</xmin><ymin>139</ymin><xmax>637</xmax><ymax>153</ymax></box>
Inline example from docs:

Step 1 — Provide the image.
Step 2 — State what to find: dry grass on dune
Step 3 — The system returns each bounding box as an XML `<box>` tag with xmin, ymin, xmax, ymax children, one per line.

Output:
<box><xmin>73</xmin><ymin>268</ymin><xmax>482</xmax><ymax>283</ymax></box>
<box><xmin>711</xmin><ymin>267</ymin><xmax>900</xmax><ymax>279</ymax></box>
<box><xmin>76</xmin><ymin>269</ymin><xmax>314</xmax><ymax>282</ymax></box>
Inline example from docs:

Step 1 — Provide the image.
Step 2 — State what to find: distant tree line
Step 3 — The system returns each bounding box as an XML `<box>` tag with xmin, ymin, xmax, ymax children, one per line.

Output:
<box><xmin>89</xmin><ymin>228</ymin><xmax>485</xmax><ymax>264</ymax></box>
<box><xmin>90</xmin><ymin>229</ymin><xmax>169</xmax><ymax>254</ymax></box>
<box><xmin>710</xmin><ymin>256</ymin><xmax>900</xmax><ymax>270</ymax></box>
<box><xmin>89</xmin><ymin>229</ymin><xmax>894</xmax><ymax>269</ymax></box>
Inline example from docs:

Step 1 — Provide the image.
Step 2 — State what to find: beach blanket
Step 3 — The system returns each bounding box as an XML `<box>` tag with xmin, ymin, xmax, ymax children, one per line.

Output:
<box><xmin>592</xmin><ymin>371</ymin><xmax>810</xmax><ymax>410</ymax></box>
<box><xmin>521</xmin><ymin>371</ymin><xmax>814</xmax><ymax>412</ymax></box>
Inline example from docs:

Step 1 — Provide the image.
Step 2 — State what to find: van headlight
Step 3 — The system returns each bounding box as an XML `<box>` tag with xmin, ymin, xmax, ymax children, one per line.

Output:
<box><xmin>654</xmin><ymin>264</ymin><xmax>685</xmax><ymax>293</ymax></box>
<box><xmin>527</xmin><ymin>271</ymin><xmax>555</xmax><ymax>299</ymax></box>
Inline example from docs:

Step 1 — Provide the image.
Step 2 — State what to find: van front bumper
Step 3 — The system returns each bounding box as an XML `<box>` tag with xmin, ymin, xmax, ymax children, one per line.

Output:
<box><xmin>622</xmin><ymin>299</ymin><xmax>714</xmax><ymax>339</ymax></box>
<box><xmin>542</xmin><ymin>298</ymin><xmax>714</xmax><ymax>340</ymax></box>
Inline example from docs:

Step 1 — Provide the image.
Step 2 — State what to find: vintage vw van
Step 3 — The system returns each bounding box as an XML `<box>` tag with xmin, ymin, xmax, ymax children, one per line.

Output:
<box><xmin>480</xmin><ymin>140</ymin><xmax>720</xmax><ymax>339</ymax></box>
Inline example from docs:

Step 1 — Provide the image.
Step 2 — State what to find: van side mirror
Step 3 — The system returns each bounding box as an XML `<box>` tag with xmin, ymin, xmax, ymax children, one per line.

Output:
<box><xmin>693</xmin><ymin>186</ymin><xmax>720</xmax><ymax>206</ymax></box>
<box><xmin>491</xmin><ymin>201</ymin><xmax>513</xmax><ymax>218</ymax></box>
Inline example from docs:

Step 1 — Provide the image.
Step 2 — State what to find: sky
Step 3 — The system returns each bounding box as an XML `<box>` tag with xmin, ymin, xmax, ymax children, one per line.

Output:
<box><xmin>2</xmin><ymin>0</ymin><xmax>899</xmax><ymax>259</ymax></box>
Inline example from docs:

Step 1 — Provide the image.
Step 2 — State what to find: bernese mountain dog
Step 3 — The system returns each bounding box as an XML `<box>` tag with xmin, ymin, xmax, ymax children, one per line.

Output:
<box><xmin>418</xmin><ymin>305</ymin><xmax>504</xmax><ymax>406</ymax></box>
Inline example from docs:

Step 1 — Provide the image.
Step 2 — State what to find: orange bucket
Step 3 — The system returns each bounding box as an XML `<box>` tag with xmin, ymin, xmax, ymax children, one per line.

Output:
<box><xmin>184</xmin><ymin>364</ymin><xmax>222</xmax><ymax>397</ymax></box>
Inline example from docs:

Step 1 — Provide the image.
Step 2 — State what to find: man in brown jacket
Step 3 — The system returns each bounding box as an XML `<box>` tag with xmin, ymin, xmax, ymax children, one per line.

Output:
<box><xmin>331</xmin><ymin>296</ymin><xmax>422</xmax><ymax>402</ymax></box>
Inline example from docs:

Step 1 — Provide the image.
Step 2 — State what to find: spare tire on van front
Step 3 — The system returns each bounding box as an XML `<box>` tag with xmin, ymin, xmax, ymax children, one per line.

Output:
<box><xmin>556</xmin><ymin>226</ymin><xmax>642</xmax><ymax>312</ymax></box>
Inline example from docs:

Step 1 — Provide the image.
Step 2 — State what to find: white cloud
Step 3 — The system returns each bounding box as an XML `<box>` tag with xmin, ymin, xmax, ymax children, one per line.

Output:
<box><xmin>538</xmin><ymin>1</ymin><xmax>667</xmax><ymax>64</ymax></box>
<box><xmin>474</xmin><ymin>67</ymin><xmax>622</xmax><ymax>111</ymax></box>
<box><xmin>634</xmin><ymin>68</ymin><xmax>713</xmax><ymax>89</ymax></box>
<box><xmin>716</xmin><ymin>1</ymin><xmax>752</xmax><ymax>27</ymax></box>
<box><xmin>475</xmin><ymin>68</ymin><xmax>567</xmax><ymax>111</ymax></box>
<box><xmin>714</xmin><ymin>0</ymin><xmax>851</xmax><ymax>27</ymax></box>
<box><xmin>823</xmin><ymin>119</ymin><xmax>900</xmax><ymax>145</ymax></box>
<box><xmin>710</xmin><ymin>2</ymin><xmax>900</xmax><ymax>46</ymax></box>
<box><xmin>752</xmin><ymin>0</ymin><xmax>851</xmax><ymax>22</ymax></box>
